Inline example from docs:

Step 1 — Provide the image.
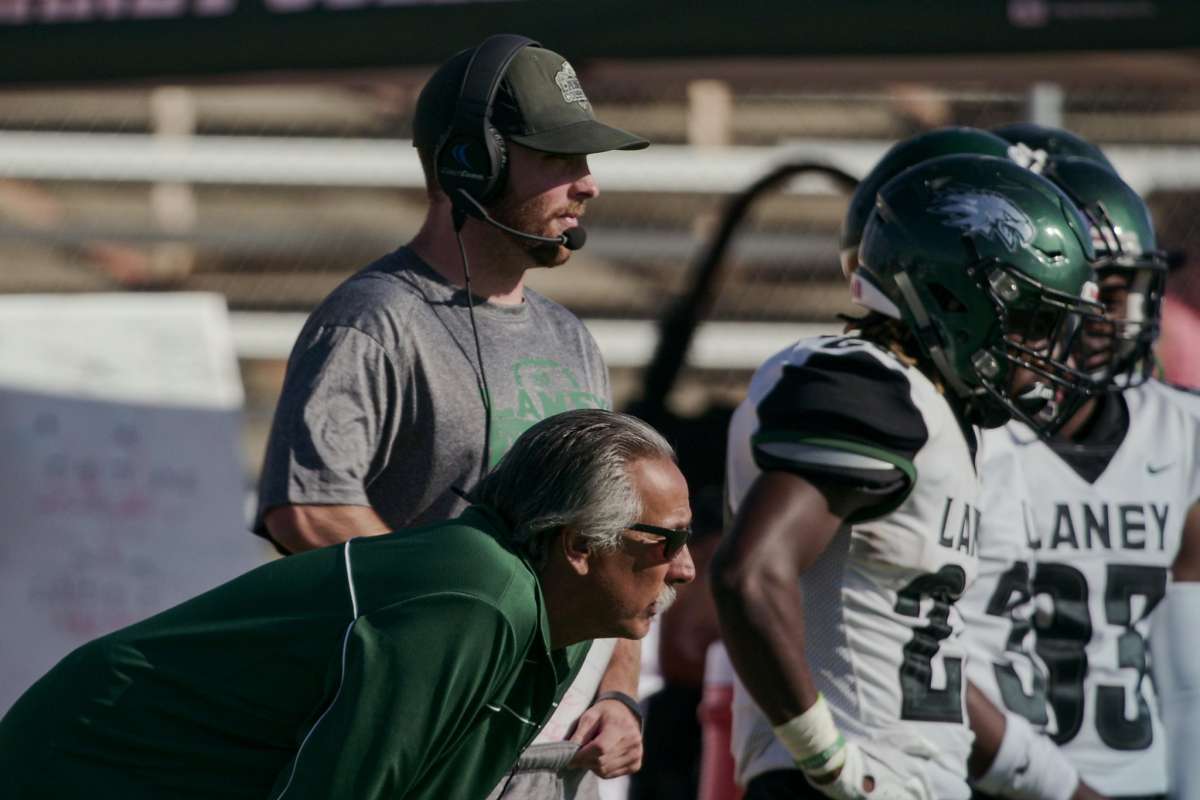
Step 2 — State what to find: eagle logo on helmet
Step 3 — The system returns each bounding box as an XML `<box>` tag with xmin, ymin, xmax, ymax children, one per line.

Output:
<box><xmin>930</xmin><ymin>186</ymin><xmax>1037</xmax><ymax>252</ymax></box>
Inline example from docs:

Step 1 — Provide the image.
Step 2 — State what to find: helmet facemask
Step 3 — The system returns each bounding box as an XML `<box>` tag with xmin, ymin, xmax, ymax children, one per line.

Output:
<box><xmin>861</xmin><ymin>252</ymin><xmax>1104</xmax><ymax>436</ymax></box>
<box><xmin>855</xmin><ymin>153</ymin><xmax>1106</xmax><ymax>438</ymax></box>
<box><xmin>1038</xmin><ymin>157</ymin><xmax>1167</xmax><ymax>393</ymax></box>
<box><xmin>970</xmin><ymin>258</ymin><xmax>1106</xmax><ymax>435</ymax></box>
<box><xmin>1071</xmin><ymin>201</ymin><xmax>1167</xmax><ymax>390</ymax></box>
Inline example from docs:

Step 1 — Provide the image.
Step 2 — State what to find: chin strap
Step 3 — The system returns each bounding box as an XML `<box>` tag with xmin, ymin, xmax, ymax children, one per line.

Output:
<box><xmin>1013</xmin><ymin>381</ymin><xmax>1054</xmax><ymax>418</ymax></box>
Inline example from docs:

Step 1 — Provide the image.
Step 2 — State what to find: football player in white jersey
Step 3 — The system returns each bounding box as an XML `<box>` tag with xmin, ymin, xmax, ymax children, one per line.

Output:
<box><xmin>949</xmin><ymin>130</ymin><xmax>1137</xmax><ymax>800</ymax></box>
<box><xmin>712</xmin><ymin>153</ymin><xmax>1104</xmax><ymax>800</ymax></box>
<box><xmin>839</xmin><ymin>125</ymin><xmax>1115</xmax><ymax>800</ymax></box>
<box><xmin>976</xmin><ymin>129</ymin><xmax>1200</xmax><ymax>800</ymax></box>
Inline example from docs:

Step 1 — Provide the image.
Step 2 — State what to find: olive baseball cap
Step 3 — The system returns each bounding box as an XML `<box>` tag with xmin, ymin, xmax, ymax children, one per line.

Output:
<box><xmin>413</xmin><ymin>43</ymin><xmax>649</xmax><ymax>155</ymax></box>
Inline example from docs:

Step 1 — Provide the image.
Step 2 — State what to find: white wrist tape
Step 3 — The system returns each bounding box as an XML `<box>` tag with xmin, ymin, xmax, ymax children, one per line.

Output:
<box><xmin>1152</xmin><ymin>581</ymin><xmax>1200</xmax><ymax>798</ymax></box>
<box><xmin>975</xmin><ymin>711</ymin><xmax>1077</xmax><ymax>800</ymax></box>
<box><xmin>772</xmin><ymin>694</ymin><xmax>847</xmax><ymax>778</ymax></box>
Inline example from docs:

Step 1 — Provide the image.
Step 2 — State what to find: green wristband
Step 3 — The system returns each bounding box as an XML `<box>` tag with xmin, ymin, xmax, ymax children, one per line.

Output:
<box><xmin>796</xmin><ymin>733</ymin><xmax>846</xmax><ymax>772</ymax></box>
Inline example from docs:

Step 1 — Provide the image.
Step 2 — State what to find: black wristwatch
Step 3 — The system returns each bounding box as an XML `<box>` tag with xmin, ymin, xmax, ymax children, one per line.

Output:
<box><xmin>595</xmin><ymin>690</ymin><xmax>644</xmax><ymax>731</ymax></box>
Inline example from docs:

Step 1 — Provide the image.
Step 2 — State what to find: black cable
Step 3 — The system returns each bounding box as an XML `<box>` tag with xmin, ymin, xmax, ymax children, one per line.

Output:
<box><xmin>494</xmin><ymin>765</ymin><xmax>519</xmax><ymax>798</ymax></box>
<box><xmin>632</xmin><ymin>161</ymin><xmax>859</xmax><ymax>423</ymax></box>
<box><xmin>455</xmin><ymin>225</ymin><xmax>493</xmax><ymax>482</ymax></box>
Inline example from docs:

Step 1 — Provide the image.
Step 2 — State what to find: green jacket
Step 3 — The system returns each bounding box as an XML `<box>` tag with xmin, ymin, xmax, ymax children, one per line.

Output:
<box><xmin>0</xmin><ymin>506</ymin><xmax>588</xmax><ymax>800</ymax></box>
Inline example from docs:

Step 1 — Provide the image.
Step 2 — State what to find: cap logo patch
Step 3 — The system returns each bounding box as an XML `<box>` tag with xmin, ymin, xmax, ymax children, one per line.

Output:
<box><xmin>931</xmin><ymin>186</ymin><xmax>1036</xmax><ymax>251</ymax></box>
<box><xmin>554</xmin><ymin>61</ymin><xmax>590</xmax><ymax>109</ymax></box>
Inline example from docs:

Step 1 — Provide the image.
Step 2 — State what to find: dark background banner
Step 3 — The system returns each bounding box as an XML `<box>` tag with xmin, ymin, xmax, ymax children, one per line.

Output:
<box><xmin>2</xmin><ymin>0</ymin><xmax>1198</xmax><ymax>84</ymax></box>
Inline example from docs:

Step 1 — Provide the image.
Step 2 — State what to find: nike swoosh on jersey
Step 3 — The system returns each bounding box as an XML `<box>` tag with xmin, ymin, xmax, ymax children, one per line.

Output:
<box><xmin>1147</xmin><ymin>462</ymin><xmax>1175</xmax><ymax>474</ymax></box>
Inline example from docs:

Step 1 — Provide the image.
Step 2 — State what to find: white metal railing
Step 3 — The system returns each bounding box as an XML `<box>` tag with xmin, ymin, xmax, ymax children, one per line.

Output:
<box><xmin>0</xmin><ymin>133</ymin><xmax>863</xmax><ymax>192</ymax></box>
<box><xmin>229</xmin><ymin>312</ymin><xmax>836</xmax><ymax>366</ymax></box>
<box><xmin>2</xmin><ymin>131</ymin><xmax>1196</xmax><ymax>195</ymax></box>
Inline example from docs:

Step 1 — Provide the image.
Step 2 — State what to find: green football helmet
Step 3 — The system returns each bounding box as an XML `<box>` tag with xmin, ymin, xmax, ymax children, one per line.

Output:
<box><xmin>856</xmin><ymin>154</ymin><xmax>1104</xmax><ymax>433</ymax></box>
<box><xmin>1041</xmin><ymin>156</ymin><xmax>1167</xmax><ymax>388</ymax></box>
<box><xmin>840</xmin><ymin>127</ymin><xmax>1017</xmax><ymax>278</ymax></box>
<box><xmin>992</xmin><ymin>122</ymin><xmax>1115</xmax><ymax>170</ymax></box>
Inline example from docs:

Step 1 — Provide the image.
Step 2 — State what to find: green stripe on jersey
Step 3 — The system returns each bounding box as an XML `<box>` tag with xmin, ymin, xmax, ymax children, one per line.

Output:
<box><xmin>752</xmin><ymin>431</ymin><xmax>918</xmax><ymax>521</ymax></box>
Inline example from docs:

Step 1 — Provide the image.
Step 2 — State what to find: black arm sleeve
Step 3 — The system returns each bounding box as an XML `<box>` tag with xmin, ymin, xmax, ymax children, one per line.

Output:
<box><xmin>752</xmin><ymin>351</ymin><xmax>928</xmax><ymax>497</ymax></box>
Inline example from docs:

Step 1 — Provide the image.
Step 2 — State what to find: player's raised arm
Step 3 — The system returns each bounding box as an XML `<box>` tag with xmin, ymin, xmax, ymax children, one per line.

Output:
<box><xmin>713</xmin><ymin>336</ymin><xmax>928</xmax><ymax>798</ymax></box>
<box><xmin>1154</xmin><ymin>487</ymin><xmax>1200</xmax><ymax>798</ymax></box>
<box><xmin>967</xmin><ymin>681</ymin><xmax>1110</xmax><ymax>800</ymax></box>
<box><xmin>712</xmin><ymin>470</ymin><xmax>870</xmax><ymax>723</ymax></box>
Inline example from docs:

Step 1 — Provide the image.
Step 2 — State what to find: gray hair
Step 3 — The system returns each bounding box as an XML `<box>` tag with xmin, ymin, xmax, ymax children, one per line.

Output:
<box><xmin>472</xmin><ymin>409</ymin><xmax>676</xmax><ymax>566</ymax></box>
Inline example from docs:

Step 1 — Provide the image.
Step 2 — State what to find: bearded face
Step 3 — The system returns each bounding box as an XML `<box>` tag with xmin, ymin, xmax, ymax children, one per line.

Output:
<box><xmin>485</xmin><ymin>144</ymin><xmax>594</xmax><ymax>268</ymax></box>
<box><xmin>489</xmin><ymin>187</ymin><xmax>580</xmax><ymax>267</ymax></box>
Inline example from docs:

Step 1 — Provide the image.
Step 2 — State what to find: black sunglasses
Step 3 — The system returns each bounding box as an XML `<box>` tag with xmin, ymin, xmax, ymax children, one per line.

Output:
<box><xmin>627</xmin><ymin>522</ymin><xmax>692</xmax><ymax>559</ymax></box>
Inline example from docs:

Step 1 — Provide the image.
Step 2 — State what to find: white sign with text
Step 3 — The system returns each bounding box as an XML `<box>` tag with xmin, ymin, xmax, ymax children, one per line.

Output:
<box><xmin>0</xmin><ymin>293</ymin><xmax>268</xmax><ymax>713</ymax></box>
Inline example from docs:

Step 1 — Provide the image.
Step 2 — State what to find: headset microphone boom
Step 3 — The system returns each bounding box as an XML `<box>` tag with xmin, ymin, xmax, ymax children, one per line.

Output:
<box><xmin>453</xmin><ymin>188</ymin><xmax>587</xmax><ymax>251</ymax></box>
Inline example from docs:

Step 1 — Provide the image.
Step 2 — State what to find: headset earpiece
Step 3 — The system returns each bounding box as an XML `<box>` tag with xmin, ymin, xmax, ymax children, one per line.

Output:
<box><xmin>435</xmin><ymin>131</ymin><xmax>499</xmax><ymax>209</ymax></box>
<box><xmin>433</xmin><ymin>34</ymin><xmax>536</xmax><ymax>218</ymax></box>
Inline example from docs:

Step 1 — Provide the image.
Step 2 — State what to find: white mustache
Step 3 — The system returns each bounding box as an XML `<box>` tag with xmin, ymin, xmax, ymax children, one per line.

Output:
<box><xmin>653</xmin><ymin>584</ymin><xmax>677</xmax><ymax>614</ymax></box>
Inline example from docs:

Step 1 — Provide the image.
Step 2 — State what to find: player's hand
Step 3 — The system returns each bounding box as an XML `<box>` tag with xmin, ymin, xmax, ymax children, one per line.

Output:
<box><xmin>806</xmin><ymin>742</ymin><xmax>928</xmax><ymax>800</ymax></box>
<box><xmin>565</xmin><ymin>697</ymin><xmax>643</xmax><ymax>778</ymax></box>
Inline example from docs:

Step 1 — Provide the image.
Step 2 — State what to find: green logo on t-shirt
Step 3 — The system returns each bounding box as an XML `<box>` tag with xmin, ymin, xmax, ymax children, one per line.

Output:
<box><xmin>489</xmin><ymin>358</ymin><xmax>608</xmax><ymax>466</ymax></box>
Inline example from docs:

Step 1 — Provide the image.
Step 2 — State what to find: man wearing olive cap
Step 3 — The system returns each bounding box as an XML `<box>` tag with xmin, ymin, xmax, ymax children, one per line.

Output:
<box><xmin>251</xmin><ymin>35</ymin><xmax>651</xmax><ymax>800</ymax></box>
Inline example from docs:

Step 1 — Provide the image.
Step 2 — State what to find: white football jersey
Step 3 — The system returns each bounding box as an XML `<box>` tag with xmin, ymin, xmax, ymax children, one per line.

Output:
<box><xmin>1004</xmin><ymin>379</ymin><xmax>1200</xmax><ymax>796</ymax></box>
<box><xmin>959</xmin><ymin>429</ymin><xmax>1055</xmax><ymax>731</ymax></box>
<box><xmin>726</xmin><ymin>335</ymin><xmax>979</xmax><ymax>800</ymax></box>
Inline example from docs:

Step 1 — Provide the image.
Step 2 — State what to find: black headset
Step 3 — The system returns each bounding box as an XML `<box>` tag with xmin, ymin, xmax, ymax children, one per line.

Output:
<box><xmin>434</xmin><ymin>34</ymin><xmax>539</xmax><ymax>220</ymax></box>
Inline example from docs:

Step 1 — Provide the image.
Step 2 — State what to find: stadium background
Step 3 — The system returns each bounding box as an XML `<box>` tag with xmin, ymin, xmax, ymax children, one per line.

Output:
<box><xmin>2</xmin><ymin>0</ymin><xmax>1199</xmax><ymax>789</ymax></box>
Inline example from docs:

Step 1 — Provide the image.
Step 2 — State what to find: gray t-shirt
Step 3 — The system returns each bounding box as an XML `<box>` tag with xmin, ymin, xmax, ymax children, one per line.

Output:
<box><xmin>254</xmin><ymin>247</ymin><xmax>611</xmax><ymax>543</ymax></box>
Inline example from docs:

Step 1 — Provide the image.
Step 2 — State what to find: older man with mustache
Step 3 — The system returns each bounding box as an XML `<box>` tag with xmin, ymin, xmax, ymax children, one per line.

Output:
<box><xmin>1</xmin><ymin>410</ymin><xmax>696</xmax><ymax>800</ymax></box>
